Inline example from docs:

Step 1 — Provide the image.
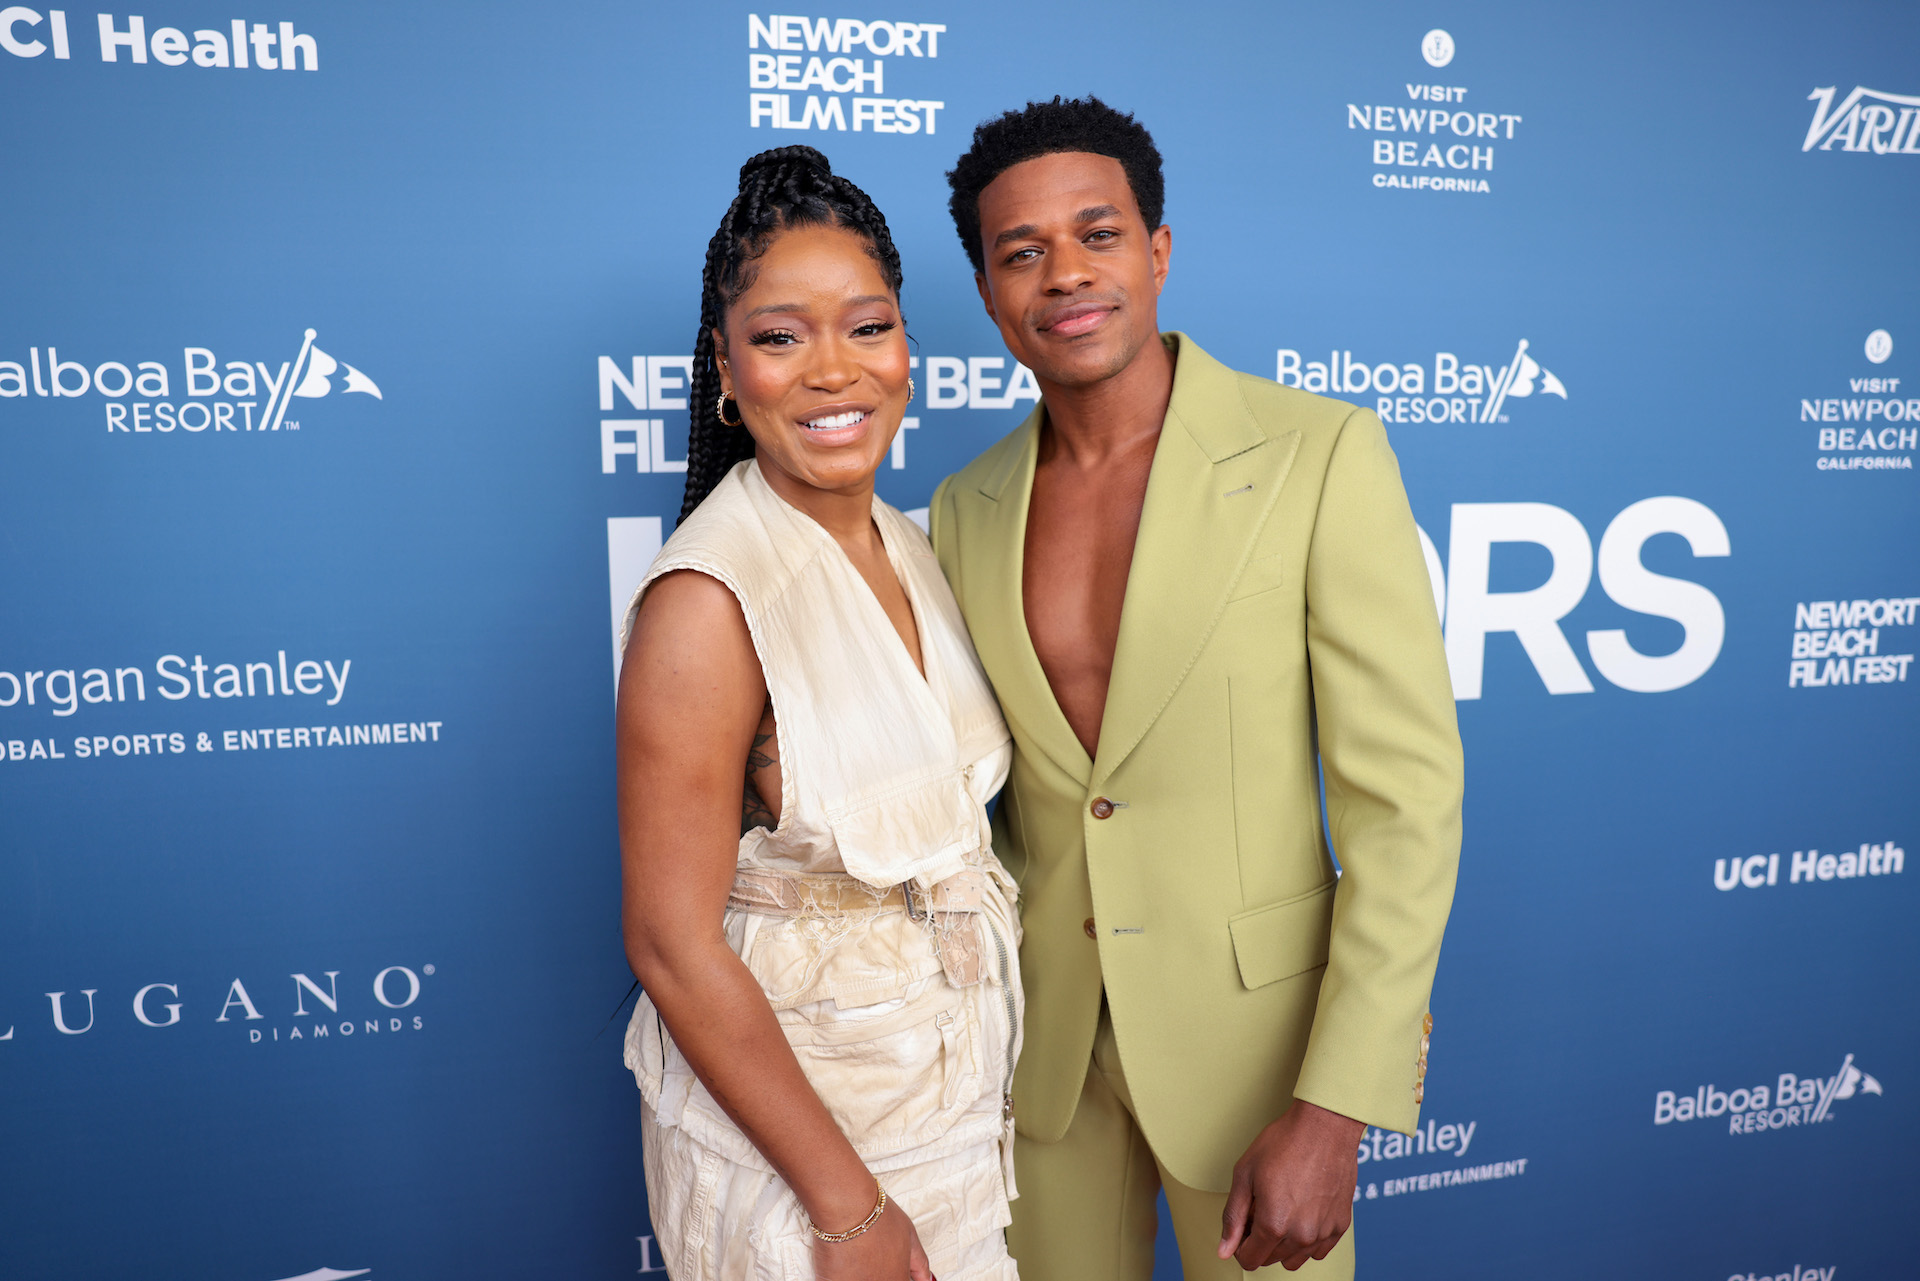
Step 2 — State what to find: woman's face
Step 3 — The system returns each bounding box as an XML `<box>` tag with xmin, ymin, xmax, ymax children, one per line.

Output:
<box><xmin>716</xmin><ymin>222</ymin><xmax>910</xmax><ymax>501</ymax></box>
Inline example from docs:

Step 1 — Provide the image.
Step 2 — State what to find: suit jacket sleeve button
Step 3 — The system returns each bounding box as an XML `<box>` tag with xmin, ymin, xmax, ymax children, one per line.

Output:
<box><xmin>1084</xmin><ymin>918</ymin><xmax>1098</xmax><ymax>940</ymax></box>
<box><xmin>1090</xmin><ymin>797</ymin><xmax>1115</xmax><ymax>819</ymax></box>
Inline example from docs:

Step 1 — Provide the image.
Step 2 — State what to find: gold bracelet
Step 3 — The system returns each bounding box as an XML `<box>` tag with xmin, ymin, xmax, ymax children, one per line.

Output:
<box><xmin>806</xmin><ymin>1181</ymin><xmax>887</xmax><ymax>1243</ymax></box>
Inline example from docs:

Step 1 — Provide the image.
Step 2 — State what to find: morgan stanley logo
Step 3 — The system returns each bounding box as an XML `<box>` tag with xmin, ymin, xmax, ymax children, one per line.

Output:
<box><xmin>1803</xmin><ymin>85</ymin><xmax>1920</xmax><ymax>154</ymax></box>
<box><xmin>270</xmin><ymin>1270</ymin><xmax>369</xmax><ymax>1281</ymax></box>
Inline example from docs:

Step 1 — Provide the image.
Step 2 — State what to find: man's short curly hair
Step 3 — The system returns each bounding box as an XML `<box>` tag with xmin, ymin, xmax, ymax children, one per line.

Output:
<box><xmin>946</xmin><ymin>96</ymin><xmax>1165</xmax><ymax>274</ymax></box>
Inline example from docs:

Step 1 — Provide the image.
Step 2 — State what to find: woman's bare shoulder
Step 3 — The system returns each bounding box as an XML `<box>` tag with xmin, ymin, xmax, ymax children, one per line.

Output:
<box><xmin>621</xmin><ymin>569</ymin><xmax>763</xmax><ymax>709</ymax></box>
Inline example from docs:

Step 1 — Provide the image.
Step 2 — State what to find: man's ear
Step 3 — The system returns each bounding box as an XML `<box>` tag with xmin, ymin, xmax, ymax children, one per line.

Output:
<box><xmin>974</xmin><ymin>271</ymin><xmax>998</xmax><ymax>326</ymax></box>
<box><xmin>1150</xmin><ymin>224</ymin><xmax>1173</xmax><ymax>296</ymax></box>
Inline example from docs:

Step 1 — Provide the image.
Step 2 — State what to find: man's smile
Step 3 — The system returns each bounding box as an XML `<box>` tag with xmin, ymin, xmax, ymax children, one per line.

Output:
<box><xmin>1037</xmin><ymin>301</ymin><xmax>1119</xmax><ymax>338</ymax></box>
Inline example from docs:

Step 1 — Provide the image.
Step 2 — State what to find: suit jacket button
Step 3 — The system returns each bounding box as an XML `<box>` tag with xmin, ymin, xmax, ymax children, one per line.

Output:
<box><xmin>1084</xmin><ymin>918</ymin><xmax>1098</xmax><ymax>940</ymax></box>
<box><xmin>1090</xmin><ymin>797</ymin><xmax>1115</xmax><ymax>819</ymax></box>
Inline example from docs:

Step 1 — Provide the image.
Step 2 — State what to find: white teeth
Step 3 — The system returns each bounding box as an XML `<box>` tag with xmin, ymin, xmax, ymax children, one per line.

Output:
<box><xmin>803</xmin><ymin>411</ymin><xmax>865</xmax><ymax>430</ymax></box>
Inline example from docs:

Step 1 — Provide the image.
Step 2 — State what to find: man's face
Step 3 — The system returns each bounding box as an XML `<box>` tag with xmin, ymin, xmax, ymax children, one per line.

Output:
<box><xmin>972</xmin><ymin>151</ymin><xmax>1171</xmax><ymax>390</ymax></box>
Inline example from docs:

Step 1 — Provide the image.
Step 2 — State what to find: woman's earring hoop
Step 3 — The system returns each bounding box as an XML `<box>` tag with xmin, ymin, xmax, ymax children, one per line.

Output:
<box><xmin>907</xmin><ymin>378</ymin><xmax>916</xmax><ymax>403</ymax></box>
<box><xmin>717</xmin><ymin>393</ymin><xmax>744</xmax><ymax>428</ymax></box>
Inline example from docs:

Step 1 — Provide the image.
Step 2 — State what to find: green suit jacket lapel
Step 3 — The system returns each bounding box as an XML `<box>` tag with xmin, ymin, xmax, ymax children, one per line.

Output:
<box><xmin>1092</xmin><ymin>334</ymin><xmax>1301</xmax><ymax>789</ymax></box>
<box><xmin>965</xmin><ymin>414</ymin><xmax>1095</xmax><ymax>786</ymax></box>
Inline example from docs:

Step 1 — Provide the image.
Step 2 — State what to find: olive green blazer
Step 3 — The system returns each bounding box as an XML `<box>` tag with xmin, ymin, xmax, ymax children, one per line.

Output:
<box><xmin>929</xmin><ymin>333</ymin><xmax>1462</xmax><ymax>1193</ymax></box>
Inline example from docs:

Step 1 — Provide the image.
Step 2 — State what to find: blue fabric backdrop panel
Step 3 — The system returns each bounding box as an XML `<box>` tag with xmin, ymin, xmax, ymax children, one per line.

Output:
<box><xmin>0</xmin><ymin>3</ymin><xmax>1914</xmax><ymax>1278</ymax></box>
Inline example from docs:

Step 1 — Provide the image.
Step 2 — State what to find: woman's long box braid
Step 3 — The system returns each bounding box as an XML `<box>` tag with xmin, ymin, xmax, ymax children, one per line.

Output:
<box><xmin>679</xmin><ymin>145</ymin><xmax>906</xmax><ymax>525</ymax></box>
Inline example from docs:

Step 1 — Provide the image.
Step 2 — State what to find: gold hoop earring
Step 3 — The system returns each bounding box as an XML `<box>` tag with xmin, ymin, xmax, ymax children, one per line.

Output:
<box><xmin>907</xmin><ymin>378</ymin><xmax>916</xmax><ymax>403</ymax></box>
<box><xmin>717</xmin><ymin>394</ymin><xmax>744</xmax><ymax>428</ymax></box>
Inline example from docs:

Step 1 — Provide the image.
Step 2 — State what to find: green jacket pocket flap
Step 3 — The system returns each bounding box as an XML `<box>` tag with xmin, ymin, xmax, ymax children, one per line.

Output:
<box><xmin>1228</xmin><ymin>879</ymin><xmax>1336</xmax><ymax>990</ymax></box>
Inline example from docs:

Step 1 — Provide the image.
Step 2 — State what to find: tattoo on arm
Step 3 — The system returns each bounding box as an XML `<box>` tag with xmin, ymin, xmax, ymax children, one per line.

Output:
<box><xmin>742</xmin><ymin>697</ymin><xmax>779</xmax><ymax>834</ymax></box>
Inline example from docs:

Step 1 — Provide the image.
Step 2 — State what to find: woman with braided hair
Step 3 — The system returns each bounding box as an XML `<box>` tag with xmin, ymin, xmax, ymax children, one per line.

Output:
<box><xmin>615</xmin><ymin>146</ymin><xmax>1023</xmax><ymax>1281</ymax></box>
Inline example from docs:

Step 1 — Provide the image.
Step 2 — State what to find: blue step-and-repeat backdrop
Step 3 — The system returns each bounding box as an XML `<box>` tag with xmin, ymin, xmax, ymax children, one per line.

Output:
<box><xmin>3</xmin><ymin>3</ymin><xmax>1915</xmax><ymax>1278</ymax></box>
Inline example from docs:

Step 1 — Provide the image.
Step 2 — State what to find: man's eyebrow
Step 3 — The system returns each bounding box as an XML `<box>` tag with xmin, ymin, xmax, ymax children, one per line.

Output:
<box><xmin>991</xmin><ymin>206</ymin><xmax>1125</xmax><ymax>250</ymax></box>
<box><xmin>992</xmin><ymin>223</ymin><xmax>1040</xmax><ymax>249</ymax></box>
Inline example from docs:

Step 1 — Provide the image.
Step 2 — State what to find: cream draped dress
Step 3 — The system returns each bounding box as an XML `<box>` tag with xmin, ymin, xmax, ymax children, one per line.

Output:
<box><xmin>621</xmin><ymin>460</ymin><xmax>1023</xmax><ymax>1281</ymax></box>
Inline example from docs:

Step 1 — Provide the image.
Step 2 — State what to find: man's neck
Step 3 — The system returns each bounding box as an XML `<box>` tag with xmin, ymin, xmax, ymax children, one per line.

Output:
<box><xmin>1034</xmin><ymin>332</ymin><xmax>1176</xmax><ymax>467</ymax></box>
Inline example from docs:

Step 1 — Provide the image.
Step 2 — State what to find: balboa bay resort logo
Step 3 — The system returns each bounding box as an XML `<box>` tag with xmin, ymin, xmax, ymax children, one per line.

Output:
<box><xmin>1276</xmin><ymin>341</ymin><xmax>1565</xmax><ymax>425</ymax></box>
<box><xmin>747</xmin><ymin>13</ymin><xmax>946</xmax><ymax>135</ymax></box>
<box><xmin>1347</xmin><ymin>28</ymin><xmax>1525</xmax><ymax>195</ymax></box>
<box><xmin>1803</xmin><ymin>85</ymin><xmax>1920</xmax><ymax>154</ymax></box>
<box><xmin>1</xmin><ymin>329</ymin><xmax>380</xmax><ymax>434</ymax></box>
<box><xmin>1654</xmin><ymin>1054</ymin><xmax>1883</xmax><ymax>1137</ymax></box>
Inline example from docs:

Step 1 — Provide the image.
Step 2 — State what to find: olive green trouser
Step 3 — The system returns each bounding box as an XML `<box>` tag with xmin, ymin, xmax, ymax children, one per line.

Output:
<box><xmin>1006</xmin><ymin>1004</ymin><xmax>1355</xmax><ymax>1281</ymax></box>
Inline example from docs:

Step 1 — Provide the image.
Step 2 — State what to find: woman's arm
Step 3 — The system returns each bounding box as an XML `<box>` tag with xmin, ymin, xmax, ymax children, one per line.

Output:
<box><xmin>617</xmin><ymin>569</ymin><xmax>927</xmax><ymax>1280</ymax></box>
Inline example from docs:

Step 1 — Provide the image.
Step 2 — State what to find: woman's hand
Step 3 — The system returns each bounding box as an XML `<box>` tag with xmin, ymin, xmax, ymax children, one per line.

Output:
<box><xmin>811</xmin><ymin>1197</ymin><xmax>933</xmax><ymax>1281</ymax></box>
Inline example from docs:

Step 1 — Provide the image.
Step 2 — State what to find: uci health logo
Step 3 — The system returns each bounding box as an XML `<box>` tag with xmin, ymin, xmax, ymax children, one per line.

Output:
<box><xmin>1277</xmin><ymin>339</ymin><xmax>1566</xmax><ymax>426</ymax></box>
<box><xmin>1</xmin><ymin>328</ymin><xmax>379</xmax><ymax>435</ymax></box>
<box><xmin>1654</xmin><ymin>1054</ymin><xmax>1883</xmax><ymax>1138</ymax></box>
<box><xmin>1802</xmin><ymin>85</ymin><xmax>1920</xmax><ymax>154</ymax></box>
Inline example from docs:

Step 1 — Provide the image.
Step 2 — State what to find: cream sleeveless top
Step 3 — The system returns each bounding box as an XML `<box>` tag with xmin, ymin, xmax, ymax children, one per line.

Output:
<box><xmin>620</xmin><ymin>454</ymin><xmax>1013</xmax><ymax>914</ymax></box>
<box><xmin>620</xmin><ymin>459</ymin><xmax>1022</xmax><ymax>1174</ymax></box>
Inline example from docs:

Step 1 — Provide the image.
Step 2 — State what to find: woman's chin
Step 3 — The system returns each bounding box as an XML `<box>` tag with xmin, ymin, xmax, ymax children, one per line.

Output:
<box><xmin>764</xmin><ymin>444</ymin><xmax>885</xmax><ymax>494</ymax></box>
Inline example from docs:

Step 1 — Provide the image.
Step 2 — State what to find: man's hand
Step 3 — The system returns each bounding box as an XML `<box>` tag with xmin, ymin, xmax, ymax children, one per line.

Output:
<box><xmin>1217</xmin><ymin>1099</ymin><xmax>1367</xmax><ymax>1271</ymax></box>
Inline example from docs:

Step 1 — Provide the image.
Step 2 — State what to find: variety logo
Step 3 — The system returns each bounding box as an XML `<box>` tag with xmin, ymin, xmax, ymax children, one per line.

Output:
<box><xmin>1787</xmin><ymin>596</ymin><xmax>1918</xmax><ymax>689</ymax></box>
<box><xmin>1277</xmin><ymin>341</ymin><xmax>1566</xmax><ymax>424</ymax></box>
<box><xmin>1714</xmin><ymin>840</ymin><xmax>1904</xmax><ymax>891</ymax></box>
<box><xmin>1800</xmin><ymin>330</ymin><xmax>1914</xmax><ymax>472</ymax></box>
<box><xmin>746</xmin><ymin>12</ymin><xmax>945</xmax><ymax>135</ymax></box>
<box><xmin>1346</xmin><ymin>29</ymin><xmax>1525</xmax><ymax>194</ymax></box>
<box><xmin>1803</xmin><ymin>85</ymin><xmax>1920</xmax><ymax>153</ymax></box>
<box><xmin>0</xmin><ymin>11</ymin><xmax>318</xmax><ymax>69</ymax></box>
<box><xmin>1654</xmin><ymin>1055</ymin><xmax>1882</xmax><ymax>1136</ymax></box>
<box><xmin>1</xmin><ymin>328</ymin><xmax>380</xmax><ymax>435</ymax></box>
<box><xmin>2</xmin><ymin>962</ymin><xmax>433</xmax><ymax>1045</ymax></box>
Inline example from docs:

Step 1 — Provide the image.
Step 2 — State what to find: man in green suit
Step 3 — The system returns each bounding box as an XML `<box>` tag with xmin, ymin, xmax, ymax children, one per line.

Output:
<box><xmin>929</xmin><ymin>98</ymin><xmax>1463</xmax><ymax>1277</ymax></box>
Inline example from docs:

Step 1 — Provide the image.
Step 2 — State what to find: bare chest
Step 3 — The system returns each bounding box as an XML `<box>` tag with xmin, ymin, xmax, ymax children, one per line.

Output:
<box><xmin>1022</xmin><ymin>457</ymin><xmax>1151</xmax><ymax>756</ymax></box>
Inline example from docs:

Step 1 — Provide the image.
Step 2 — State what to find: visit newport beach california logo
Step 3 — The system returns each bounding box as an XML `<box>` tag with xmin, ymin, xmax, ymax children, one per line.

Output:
<box><xmin>1</xmin><ymin>328</ymin><xmax>380</xmax><ymax>435</ymax></box>
<box><xmin>1345</xmin><ymin>29</ymin><xmax>1528</xmax><ymax>195</ymax></box>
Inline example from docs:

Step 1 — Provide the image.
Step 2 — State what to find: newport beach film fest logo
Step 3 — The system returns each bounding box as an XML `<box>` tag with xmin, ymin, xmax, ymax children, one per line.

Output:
<box><xmin>1654</xmin><ymin>1054</ymin><xmax>1883</xmax><ymax>1137</ymax></box>
<box><xmin>1276</xmin><ymin>340</ymin><xmax>1565</xmax><ymax>425</ymax></box>
<box><xmin>745</xmin><ymin>12</ymin><xmax>947</xmax><ymax>135</ymax></box>
<box><xmin>1</xmin><ymin>328</ymin><xmax>379</xmax><ymax>434</ymax></box>
<box><xmin>1346</xmin><ymin>29</ymin><xmax>1526</xmax><ymax>194</ymax></box>
<box><xmin>1803</xmin><ymin>85</ymin><xmax>1920</xmax><ymax>154</ymax></box>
